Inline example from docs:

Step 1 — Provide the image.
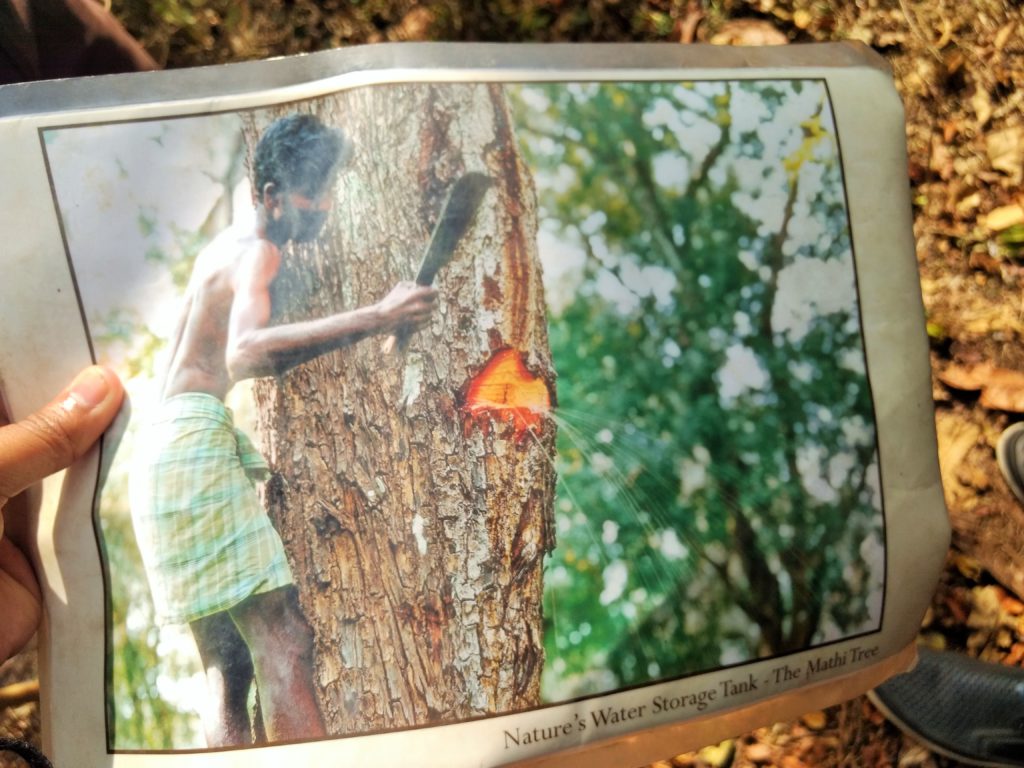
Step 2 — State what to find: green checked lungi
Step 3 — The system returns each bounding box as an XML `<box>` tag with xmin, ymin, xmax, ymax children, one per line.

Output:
<box><xmin>130</xmin><ymin>393</ymin><xmax>293</xmax><ymax>625</ymax></box>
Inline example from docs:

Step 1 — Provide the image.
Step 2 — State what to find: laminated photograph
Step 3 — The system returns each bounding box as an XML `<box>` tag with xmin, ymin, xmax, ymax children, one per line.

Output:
<box><xmin>0</xmin><ymin>42</ymin><xmax>948</xmax><ymax>767</ymax></box>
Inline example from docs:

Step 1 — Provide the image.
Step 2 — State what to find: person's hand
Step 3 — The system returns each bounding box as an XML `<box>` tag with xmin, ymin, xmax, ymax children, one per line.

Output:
<box><xmin>376</xmin><ymin>281</ymin><xmax>437</xmax><ymax>332</ymax></box>
<box><xmin>0</xmin><ymin>366</ymin><xmax>123</xmax><ymax>662</ymax></box>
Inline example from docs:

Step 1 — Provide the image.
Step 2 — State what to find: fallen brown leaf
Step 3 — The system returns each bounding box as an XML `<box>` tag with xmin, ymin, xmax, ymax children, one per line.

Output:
<box><xmin>1000</xmin><ymin>592</ymin><xmax>1024</xmax><ymax>615</ymax></box>
<box><xmin>981</xmin><ymin>383</ymin><xmax>1024</xmax><ymax>412</ymax></box>
<box><xmin>388</xmin><ymin>6</ymin><xmax>434</xmax><ymax>41</ymax></box>
<box><xmin>958</xmin><ymin>466</ymin><xmax>992</xmax><ymax>491</ymax></box>
<box><xmin>983</xmin><ymin>203</ymin><xmax>1024</xmax><ymax>232</ymax></box>
<box><xmin>710</xmin><ymin>19</ymin><xmax>788</xmax><ymax>46</ymax></box>
<box><xmin>674</xmin><ymin>2</ymin><xmax>703</xmax><ymax>44</ymax></box>
<box><xmin>968</xmin><ymin>249</ymin><xmax>1000</xmax><ymax>275</ymax></box>
<box><xmin>953</xmin><ymin>553</ymin><xmax>983</xmax><ymax>580</ymax></box>
<box><xmin>693</xmin><ymin>740</ymin><xmax>734</xmax><ymax>767</ymax></box>
<box><xmin>800</xmin><ymin>710</ymin><xmax>827</xmax><ymax>731</ymax></box>
<box><xmin>945</xmin><ymin>593</ymin><xmax>969</xmax><ymax>625</ymax></box>
<box><xmin>972</xmin><ymin>87</ymin><xmax>993</xmax><ymax>128</ymax></box>
<box><xmin>1003</xmin><ymin>642</ymin><xmax>1024</xmax><ymax>665</ymax></box>
<box><xmin>744</xmin><ymin>741</ymin><xmax>774</xmax><ymax>763</ymax></box>
<box><xmin>898</xmin><ymin>742</ymin><xmax>937</xmax><ymax>767</ymax></box>
<box><xmin>987</xmin><ymin>127</ymin><xmax>1024</xmax><ymax>182</ymax></box>
<box><xmin>995</xmin><ymin>21</ymin><xmax>1016</xmax><ymax>51</ymax></box>
<box><xmin>930</xmin><ymin>137</ymin><xmax>955</xmax><ymax>180</ymax></box>
<box><xmin>968</xmin><ymin>586</ymin><xmax>1004</xmax><ymax>629</ymax></box>
<box><xmin>0</xmin><ymin>680</ymin><xmax>39</xmax><ymax>708</ymax></box>
<box><xmin>941</xmin><ymin>119</ymin><xmax>959</xmax><ymax>144</ymax></box>
<box><xmin>937</xmin><ymin>361</ymin><xmax>994</xmax><ymax>391</ymax></box>
<box><xmin>939</xmin><ymin>362</ymin><xmax>1024</xmax><ymax>412</ymax></box>
<box><xmin>793</xmin><ymin>9</ymin><xmax>812</xmax><ymax>29</ymax></box>
<box><xmin>956</xmin><ymin>191</ymin><xmax>982</xmax><ymax>217</ymax></box>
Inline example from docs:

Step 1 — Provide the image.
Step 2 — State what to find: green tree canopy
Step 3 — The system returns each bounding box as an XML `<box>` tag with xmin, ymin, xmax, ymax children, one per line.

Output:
<box><xmin>510</xmin><ymin>81</ymin><xmax>884</xmax><ymax>700</ymax></box>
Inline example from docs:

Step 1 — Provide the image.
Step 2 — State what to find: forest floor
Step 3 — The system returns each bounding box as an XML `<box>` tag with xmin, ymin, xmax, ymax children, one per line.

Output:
<box><xmin>3</xmin><ymin>0</ymin><xmax>1024</xmax><ymax>766</ymax></box>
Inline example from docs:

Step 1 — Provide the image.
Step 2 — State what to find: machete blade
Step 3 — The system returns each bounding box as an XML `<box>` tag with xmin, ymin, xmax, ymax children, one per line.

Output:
<box><xmin>383</xmin><ymin>172</ymin><xmax>493</xmax><ymax>355</ymax></box>
<box><xmin>415</xmin><ymin>171</ymin><xmax>493</xmax><ymax>286</ymax></box>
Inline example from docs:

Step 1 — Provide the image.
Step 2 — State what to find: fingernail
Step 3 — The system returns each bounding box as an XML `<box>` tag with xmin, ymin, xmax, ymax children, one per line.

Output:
<box><xmin>62</xmin><ymin>367</ymin><xmax>111</xmax><ymax>412</ymax></box>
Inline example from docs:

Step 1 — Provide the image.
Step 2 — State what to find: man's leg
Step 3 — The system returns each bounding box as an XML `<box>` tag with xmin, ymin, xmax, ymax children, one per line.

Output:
<box><xmin>229</xmin><ymin>586</ymin><xmax>325</xmax><ymax>741</ymax></box>
<box><xmin>189</xmin><ymin>611</ymin><xmax>255</xmax><ymax>747</ymax></box>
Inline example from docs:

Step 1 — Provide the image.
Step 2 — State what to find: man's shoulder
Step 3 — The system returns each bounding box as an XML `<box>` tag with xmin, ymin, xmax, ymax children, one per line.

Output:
<box><xmin>199</xmin><ymin>225</ymin><xmax>277</xmax><ymax>271</ymax></box>
<box><xmin>230</xmin><ymin>232</ymin><xmax>281</xmax><ymax>289</ymax></box>
<box><xmin>182</xmin><ymin>229</ymin><xmax>276</xmax><ymax>301</ymax></box>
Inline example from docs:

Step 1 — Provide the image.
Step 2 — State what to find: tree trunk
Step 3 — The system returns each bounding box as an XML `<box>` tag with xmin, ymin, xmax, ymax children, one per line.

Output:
<box><xmin>244</xmin><ymin>84</ymin><xmax>556</xmax><ymax>735</ymax></box>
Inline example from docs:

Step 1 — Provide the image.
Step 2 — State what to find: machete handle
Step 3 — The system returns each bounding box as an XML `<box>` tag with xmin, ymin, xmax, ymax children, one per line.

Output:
<box><xmin>381</xmin><ymin>332</ymin><xmax>402</xmax><ymax>355</ymax></box>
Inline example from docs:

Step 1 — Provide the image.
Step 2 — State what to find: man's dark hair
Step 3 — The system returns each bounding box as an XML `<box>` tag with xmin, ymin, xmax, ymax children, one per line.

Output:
<box><xmin>253</xmin><ymin>113</ymin><xmax>351</xmax><ymax>198</ymax></box>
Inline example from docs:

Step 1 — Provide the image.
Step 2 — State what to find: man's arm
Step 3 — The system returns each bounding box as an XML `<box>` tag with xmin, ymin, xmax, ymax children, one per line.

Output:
<box><xmin>226</xmin><ymin>244</ymin><xmax>436</xmax><ymax>380</ymax></box>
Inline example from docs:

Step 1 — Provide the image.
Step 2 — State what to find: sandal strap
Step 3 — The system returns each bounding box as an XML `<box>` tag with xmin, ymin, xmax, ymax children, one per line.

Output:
<box><xmin>0</xmin><ymin>738</ymin><xmax>54</xmax><ymax>768</ymax></box>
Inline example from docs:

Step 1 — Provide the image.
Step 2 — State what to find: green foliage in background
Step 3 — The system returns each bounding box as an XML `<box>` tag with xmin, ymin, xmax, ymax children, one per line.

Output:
<box><xmin>510</xmin><ymin>82</ymin><xmax>884</xmax><ymax>700</ymax></box>
<box><xmin>100</xmin><ymin>487</ymin><xmax>200</xmax><ymax>749</ymax></box>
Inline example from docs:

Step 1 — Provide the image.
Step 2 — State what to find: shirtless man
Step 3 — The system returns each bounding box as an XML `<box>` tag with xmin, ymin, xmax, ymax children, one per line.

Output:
<box><xmin>131</xmin><ymin>113</ymin><xmax>435</xmax><ymax>746</ymax></box>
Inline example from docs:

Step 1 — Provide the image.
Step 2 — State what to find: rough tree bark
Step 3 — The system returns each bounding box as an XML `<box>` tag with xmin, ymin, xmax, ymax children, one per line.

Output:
<box><xmin>243</xmin><ymin>83</ymin><xmax>557</xmax><ymax>735</ymax></box>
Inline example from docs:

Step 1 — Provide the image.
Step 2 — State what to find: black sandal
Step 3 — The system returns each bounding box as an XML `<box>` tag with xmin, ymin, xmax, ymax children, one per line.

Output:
<box><xmin>997</xmin><ymin>422</ymin><xmax>1024</xmax><ymax>506</ymax></box>
<box><xmin>0</xmin><ymin>738</ymin><xmax>53</xmax><ymax>768</ymax></box>
<box><xmin>870</xmin><ymin>647</ymin><xmax>1024</xmax><ymax>766</ymax></box>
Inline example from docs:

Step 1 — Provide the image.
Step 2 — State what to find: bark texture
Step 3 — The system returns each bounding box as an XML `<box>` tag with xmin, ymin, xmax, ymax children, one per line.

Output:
<box><xmin>245</xmin><ymin>84</ymin><xmax>556</xmax><ymax>735</ymax></box>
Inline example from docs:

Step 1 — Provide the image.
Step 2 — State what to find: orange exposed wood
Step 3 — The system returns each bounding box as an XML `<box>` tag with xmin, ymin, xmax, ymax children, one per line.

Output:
<box><xmin>464</xmin><ymin>349</ymin><xmax>551</xmax><ymax>438</ymax></box>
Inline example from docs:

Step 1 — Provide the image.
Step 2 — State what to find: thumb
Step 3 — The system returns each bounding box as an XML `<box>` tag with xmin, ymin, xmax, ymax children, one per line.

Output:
<box><xmin>0</xmin><ymin>366</ymin><xmax>124</xmax><ymax>509</ymax></box>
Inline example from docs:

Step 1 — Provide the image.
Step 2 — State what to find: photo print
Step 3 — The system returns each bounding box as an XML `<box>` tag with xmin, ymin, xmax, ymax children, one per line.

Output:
<box><xmin>41</xmin><ymin>78</ymin><xmax>884</xmax><ymax>751</ymax></box>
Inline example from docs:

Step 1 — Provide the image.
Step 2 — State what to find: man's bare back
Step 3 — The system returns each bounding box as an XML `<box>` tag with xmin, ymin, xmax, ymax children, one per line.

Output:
<box><xmin>162</xmin><ymin>225</ymin><xmax>266</xmax><ymax>401</ymax></box>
